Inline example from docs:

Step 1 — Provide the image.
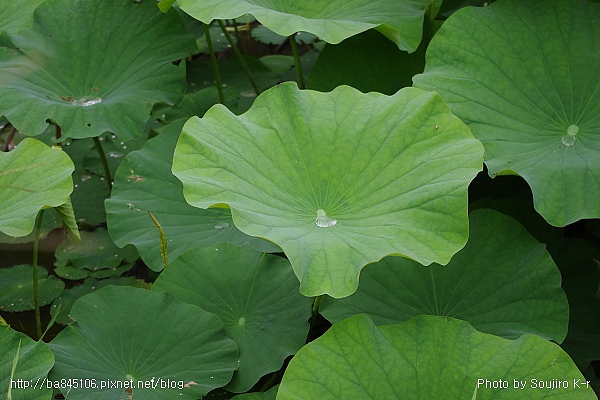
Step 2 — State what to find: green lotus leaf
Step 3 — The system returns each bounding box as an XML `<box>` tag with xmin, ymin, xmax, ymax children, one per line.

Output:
<box><xmin>308</xmin><ymin>29</ymin><xmax>425</xmax><ymax>95</ymax></box>
<box><xmin>54</xmin><ymin>229</ymin><xmax>138</xmax><ymax>273</ymax></box>
<box><xmin>0</xmin><ymin>138</ymin><xmax>74</xmax><ymax>237</ymax></box>
<box><xmin>277</xmin><ymin>314</ymin><xmax>596</xmax><ymax>400</ymax></box>
<box><xmin>50</xmin><ymin>277</ymin><xmax>149</xmax><ymax>325</ymax></box>
<box><xmin>0</xmin><ymin>0</ymin><xmax>196</xmax><ymax>140</ymax></box>
<box><xmin>0</xmin><ymin>265</ymin><xmax>64</xmax><ymax>312</ymax></box>
<box><xmin>0</xmin><ymin>325</ymin><xmax>54</xmax><ymax>400</ymax></box>
<box><xmin>0</xmin><ymin>208</ymin><xmax>61</xmax><ymax>244</ymax></box>
<box><xmin>321</xmin><ymin>209</ymin><xmax>569</xmax><ymax>342</ymax></box>
<box><xmin>152</xmin><ymin>244</ymin><xmax>313</xmax><ymax>392</ymax></box>
<box><xmin>106</xmin><ymin>123</ymin><xmax>279</xmax><ymax>272</ymax></box>
<box><xmin>413</xmin><ymin>0</ymin><xmax>600</xmax><ymax>226</ymax></box>
<box><xmin>0</xmin><ymin>0</ymin><xmax>45</xmax><ymax>35</ymax></box>
<box><xmin>173</xmin><ymin>82</ymin><xmax>483</xmax><ymax>298</ymax></box>
<box><xmin>48</xmin><ymin>286</ymin><xmax>239</xmax><ymax>399</ymax></box>
<box><xmin>177</xmin><ymin>0</ymin><xmax>432</xmax><ymax>52</ymax></box>
<box><xmin>232</xmin><ymin>385</ymin><xmax>279</xmax><ymax>400</ymax></box>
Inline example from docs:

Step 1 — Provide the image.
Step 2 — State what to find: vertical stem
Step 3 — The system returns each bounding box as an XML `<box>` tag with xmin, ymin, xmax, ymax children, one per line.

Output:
<box><xmin>93</xmin><ymin>136</ymin><xmax>112</xmax><ymax>195</ymax></box>
<box><xmin>308</xmin><ymin>295</ymin><xmax>323</xmax><ymax>330</ymax></box>
<box><xmin>32</xmin><ymin>209</ymin><xmax>45</xmax><ymax>340</ymax></box>
<box><xmin>289</xmin><ymin>33</ymin><xmax>305</xmax><ymax>89</ymax></box>
<box><xmin>203</xmin><ymin>23</ymin><xmax>226</xmax><ymax>105</ymax></box>
<box><xmin>217</xmin><ymin>20</ymin><xmax>260</xmax><ymax>96</ymax></box>
<box><xmin>231</xmin><ymin>19</ymin><xmax>242</xmax><ymax>53</ymax></box>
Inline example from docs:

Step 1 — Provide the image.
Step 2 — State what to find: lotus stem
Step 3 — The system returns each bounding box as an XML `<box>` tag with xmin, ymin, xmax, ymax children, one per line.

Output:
<box><xmin>93</xmin><ymin>136</ymin><xmax>112</xmax><ymax>195</ymax></box>
<box><xmin>32</xmin><ymin>209</ymin><xmax>44</xmax><ymax>340</ymax></box>
<box><xmin>203</xmin><ymin>23</ymin><xmax>226</xmax><ymax>105</ymax></box>
<box><xmin>217</xmin><ymin>20</ymin><xmax>260</xmax><ymax>96</ymax></box>
<box><xmin>289</xmin><ymin>33</ymin><xmax>305</xmax><ymax>89</ymax></box>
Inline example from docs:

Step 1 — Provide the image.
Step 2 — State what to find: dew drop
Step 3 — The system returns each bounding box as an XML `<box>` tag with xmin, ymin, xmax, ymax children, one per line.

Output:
<box><xmin>567</xmin><ymin>124</ymin><xmax>579</xmax><ymax>136</ymax></box>
<box><xmin>238</xmin><ymin>317</ymin><xmax>246</xmax><ymax>326</ymax></box>
<box><xmin>72</xmin><ymin>97</ymin><xmax>102</xmax><ymax>107</ymax></box>
<box><xmin>80</xmin><ymin>174</ymin><xmax>92</xmax><ymax>182</ymax></box>
<box><xmin>561</xmin><ymin>135</ymin><xmax>576</xmax><ymax>146</ymax></box>
<box><xmin>214</xmin><ymin>222</ymin><xmax>229</xmax><ymax>229</ymax></box>
<box><xmin>316</xmin><ymin>209</ymin><xmax>337</xmax><ymax>228</ymax></box>
<box><xmin>108</xmin><ymin>151</ymin><xmax>124</xmax><ymax>158</ymax></box>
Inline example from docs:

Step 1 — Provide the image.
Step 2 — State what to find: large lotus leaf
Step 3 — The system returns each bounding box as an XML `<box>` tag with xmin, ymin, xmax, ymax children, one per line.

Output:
<box><xmin>106</xmin><ymin>123</ymin><xmax>279</xmax><ymax>272</ymax></box>
<box><xmin>0</xmin><ymin>0</ymin><xmax>45</xmax><ymax>35</ymax></box>
<box><xmin>413</xmin><ymin>0</ymin><xmax>600</xmax><ymax>226</ymax></box>
<box><xmin>0</xmin><ymin>264</ymin><xmax>64</xmax><ymax>312</ymax></box>
<box><xmin>320</xmin><ymin>209</ymin><xmax>569</xmax><ymax>342</ymax></box>
<box><xmin>177</xmin><ymin>0</ymin><xmax>432</xmax><ymax>52</ymax></box>
<box><xmin>308</xmin><ymin>29</ymin><xmax>425</xmax><ymax>95</ymax></box>
<box><xmin>0</xmin><ymin>138</ymin><xmax>74</xmax><ymax>237</ymax></box>
<box><xmin>48</xmin><ymin>286</ymin><xmax>239</xmax><ymax>399</ymax></box>
<box><xmin>152</xmin><ymin>244</ymin><xmax>313</xmax><ymax>392</ymax></box>
<box><xmin>0</xmin><ymin>0</ymin><xmax>196</xmax><ymax>140</ymax></box>
<box><xmin>50</xmin><ymin>277</ymin><xmax>149</xmax><ymax>325</ymax></box>
<box><xmin>277</xmin><ymin>314</ymin><xmax>596</xmax><ymax>400</ymax></box>
<box><xmin>173</xmin><ymin>82</ymin><xmax>484</xmax><ymax>298</ymax></box>
<box><xmin>0</xmin><ymin>326</ymin><xmax>54</xmax><ymax>400</ymax></box>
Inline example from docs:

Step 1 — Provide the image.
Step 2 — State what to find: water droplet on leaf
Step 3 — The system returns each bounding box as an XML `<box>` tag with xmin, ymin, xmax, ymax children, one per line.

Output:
<box><xmin>72</xmin><ymin>97</ymin><xmax>102</xmax><ymax>107</ymax></box>
<box><xmin>561</xmin><ymin>136</ymin><xmax>576</xmax><ymax>146</ymax></box>
<box><xmin>316</xmin><ymin>209</ymin><xmax>337</xmax><ymax>228</ymax></box>
<box><xmin>214</xmin><ymin>222</ymin><xmax>229</xmax><ymax>229</ymax></box>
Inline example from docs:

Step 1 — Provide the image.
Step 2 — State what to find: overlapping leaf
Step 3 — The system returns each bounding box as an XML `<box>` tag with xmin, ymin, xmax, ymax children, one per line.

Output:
<box><xmin>0</xmin><ymin>138</ymin><xmax>74</xmax><ymax>237</ymax></box>
<box><xmin>0</xmin><ymin>264</ymin><xmax>64</xmax><ymax>312</ymax></box>
<box><xmin>413</xmin><ymin>0</ymin><xmax>600</xmax><ymax>226</ymax></box>
<box><xmin>49</xmin><ymin>286</ymin><xmax>239</xmax><ymax>399</ymax></box>
<box><xmin>177</xmin><ymin>0</ymin><xmax>432</xmax><ymax>52</ymax></box>
<box><xmin>277</xmin><ymin>314</ymin><xmax>596</xmax><ymax>399</ymax></box>
<box><xmin>106</xmin><ymin>123</ymin><xmax>279</xmax><ymax>271</ymax></box>
<box><xmin>152</xmin><ymin>244</ymin><xmax>312</xmax><ymax>392</ymax></box>
<box><xmin>321</xmin><ymin>209</ymin><xmax>569</xmax><ymax>342</ymax></box>
<box><xmin>0</xmin><ymin>0</ymin><xmax>196</xmax><ymax>140</ymax></box>
<box><xmin>0</xmin><ymin>0</ymin><xmax>45</xmax><ymax>35</ymax></box>
<box><xmin>0</xmin><ymin>326</ymin><xmax>54</xmax><ymax>400</ymax></box>
<box><xmin>173</xmin><ymin>82</ymin><xmax>483</xmax><ymax>297</ymax></box>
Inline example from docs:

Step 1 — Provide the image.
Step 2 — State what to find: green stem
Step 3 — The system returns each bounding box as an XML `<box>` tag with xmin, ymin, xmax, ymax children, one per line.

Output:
<box><xmin>32</xmin><ymin>209</ymin><xmax>44</xmax><ymax>340</ymax></box>
<box><xmin>203</xmin><ymin>23</ymin><xmax>226</xmax><ymax>105</ymax></box>
<box><xmin>308</xmin><ymin>295</ymin><xmax>323</xmax><ymax>331</ymax></box>
<box><xmin>231</xmin><ymin>19</ymin><xmax>242</xmax><ymax>53</ymax></box>
<box><xmin>93</xmin><ymin>136</ymin><xmax>112</xmax><ymax>195</ymax></box>
<box><xmin>289</xmin><ymin>33</ymin><xmax>305</xmax><ymax>89</ymax></box>
<box><xmin>217</xmin><ymin>20</ymin><xmax>260</xmax><ymax>96</ymax></box>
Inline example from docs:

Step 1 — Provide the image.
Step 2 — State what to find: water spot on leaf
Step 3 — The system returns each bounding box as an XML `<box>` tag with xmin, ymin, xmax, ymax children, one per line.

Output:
<box><xmin>214</xmin><ymin>222</ymin><xmax>229</xmax><ymax>229</ymax></box>
<box><xmin>316</xmin><ymin>209</ymin><xmax>336</xmax><ymax>228</ymax></box>
<box><xmin>108</xmin><ymin>151</ymin><xmax>124</xmax><ymax>158</ymax></box>
<box><xmin>72</xmin><ymin>97</ymin><xmax>102</xmax><ymax>107</ymax></box>
<box><xmin>80</xmin><ymin>174</ymin><xmax>92</xmax><ymax>182</ymax></box>
<box><xmin>567</xmin><ymin>124</ymin><xmax>579</xmax><ymax>136</ymax></box>
<box><xmin>238</xmin><ymin>317</ymin><xmax>246</xmax><ymax>326</ymax></box>
<box><xmin>561</xmin><ymin>136</ymin><xmax>576</xmax><ymax>146</ymax></box>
